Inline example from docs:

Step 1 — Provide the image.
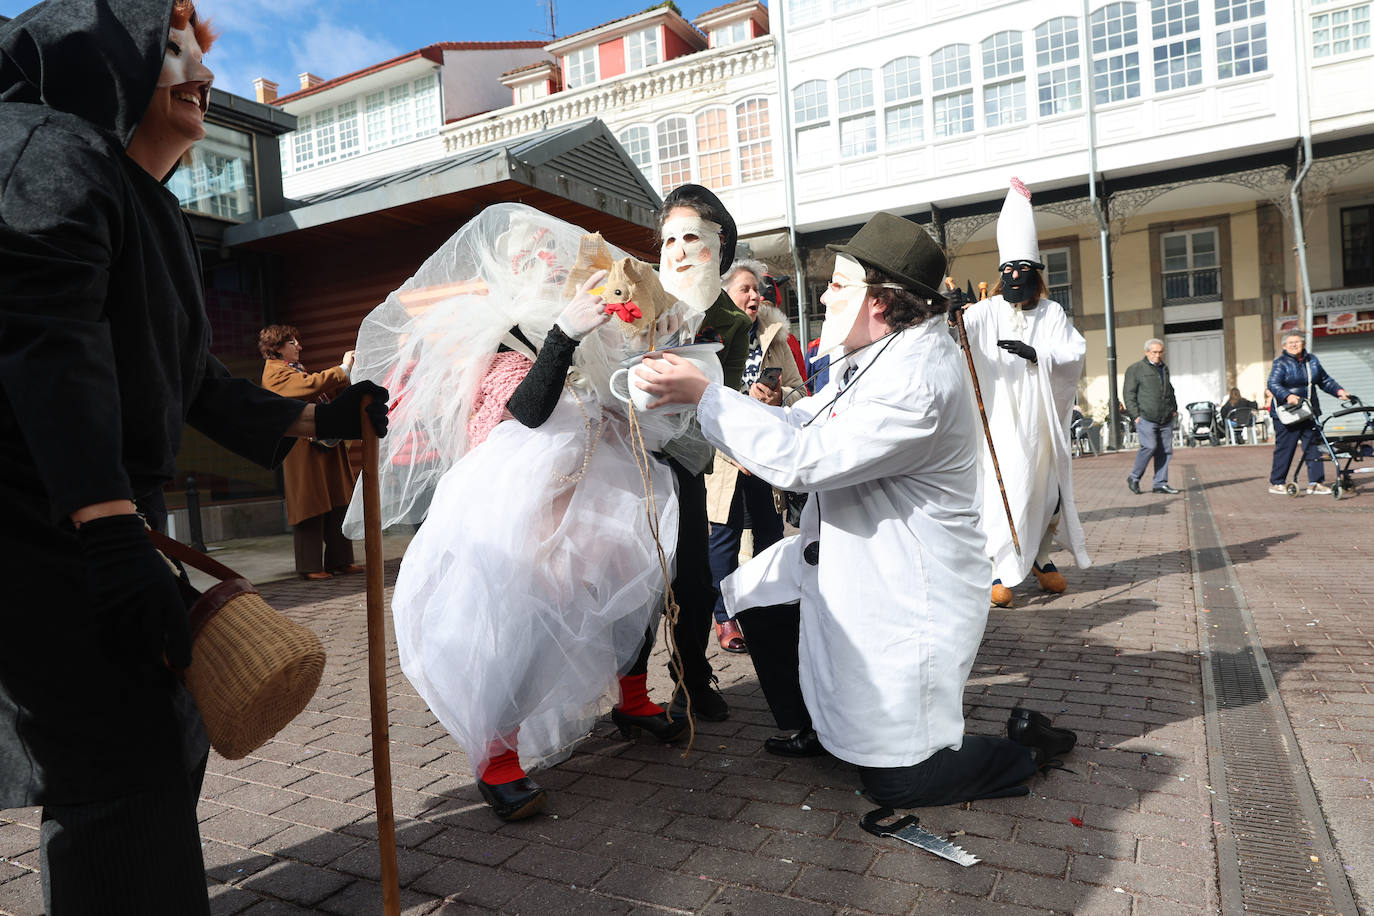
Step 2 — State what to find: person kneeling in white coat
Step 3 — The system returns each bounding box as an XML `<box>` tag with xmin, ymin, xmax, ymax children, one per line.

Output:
<box><xmin>632</xmin><ymin>212</ymin><xmax>1076</xmax><ymax>808</ymax></box>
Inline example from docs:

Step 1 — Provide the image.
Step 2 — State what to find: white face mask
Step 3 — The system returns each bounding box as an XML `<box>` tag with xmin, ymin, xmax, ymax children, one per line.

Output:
<box><xmin>659</xmin><ymin>215</ymin><xmax>722</xmax><ymax>311</ymax></box>
<box><xmin>816</xmin><ymin>255</ymin><xmax>870</xmax><ymax>359</ymax></box>
<box><xmin>158</xmin><ymin>23</ymin><xmax>214</xmax><ymax>91</ymax></box>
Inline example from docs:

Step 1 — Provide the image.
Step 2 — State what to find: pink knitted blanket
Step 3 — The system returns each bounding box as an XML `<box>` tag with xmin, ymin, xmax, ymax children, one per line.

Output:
<box><xmin>467</xmin><ymin>351</ymin><xmax>534</xmax><ymax>448</ymax></box>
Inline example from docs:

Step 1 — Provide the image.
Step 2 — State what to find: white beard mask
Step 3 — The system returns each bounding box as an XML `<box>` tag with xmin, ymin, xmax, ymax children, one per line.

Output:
<box><xmin>816</xmin><ymin>254</ymin><xmax>870</xmax><ymax>360</ymax></box>
<box><xmin>659</xmin><ymin>215</ymin><xmax>722</xmax><ymax>313</ymax></box>
<box><xmin>158</xmin><ymin>23</ymin><xmax>214</xmax><ymax>92</ymax></box>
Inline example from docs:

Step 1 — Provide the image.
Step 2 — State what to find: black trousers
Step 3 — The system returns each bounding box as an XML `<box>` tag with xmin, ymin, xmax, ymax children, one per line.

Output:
<box><xmin>734</xmin><ymin>603</ymin><xmax>810</xmax><ymax>731</ymax></box>
<box><xmin>667</xmin><ymin>460</ymin><xmax>718</xmax><ymax>688</ymax></box>
<box><xmin>41</xmin><ymin>750</ymin><xmax>211</xmax><ymax>915</ymax></box>
<box><xmin>293</xmin><ymin>504</ymin><xmax>354</xmax><ymax>574</ymax></box>
<box><xmin>859</xmin><ymin>737</ymin><xmax>1038</xmax><ymax>808</ymax></box>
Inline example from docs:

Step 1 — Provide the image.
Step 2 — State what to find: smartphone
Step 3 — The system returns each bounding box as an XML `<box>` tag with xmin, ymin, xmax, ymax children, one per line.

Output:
<box><xmin>758</xmin><ymin>366</ymin><xmax>783</xmax><ymax>390</ymax></box>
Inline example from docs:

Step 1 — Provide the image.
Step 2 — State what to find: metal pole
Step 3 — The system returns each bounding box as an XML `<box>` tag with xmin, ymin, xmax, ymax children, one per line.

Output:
<box><xmin>1082</xmin><ymin>0</ymin><xmax>1122</xmax><ymax>450</ymax></box>
<box><xmin>1289</xmin><ymin>0</ymin><xmax>1316</xmax><ymax>352</ymax></box>
<box><xmin>772</xmin><ymin>0</ymin><xmax>810</xmax><ymax>349</ymax></box>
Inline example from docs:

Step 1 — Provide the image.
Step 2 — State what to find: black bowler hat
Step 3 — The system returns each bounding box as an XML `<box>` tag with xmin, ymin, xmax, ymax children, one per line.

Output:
<box><xmin>661</xmin><ymin>183</ymin><xmax>737</xmax><ymax>274</ymax></box>
<box><xmin>826</xmin><ymin>212</ymin><xmax>946</xmax><ymax>301</ymax></box>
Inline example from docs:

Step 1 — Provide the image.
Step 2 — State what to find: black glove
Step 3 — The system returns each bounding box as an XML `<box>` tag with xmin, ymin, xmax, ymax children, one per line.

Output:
<box><xmin>945</xmin><ymin>287</ymin><xmax>967</xmax><ymax>326</ymax></box>
<box><xmin>315</xmin><ymin>381</ymin><xmax>389</xmax><ymax>439</ymax></box>
<box><xmin>78</xmin><ymin>514</ymin><xmax>192</xmax><ymax>671</ymax></box>
<box><xmin>997</xmin><ymin>339</ymin><xmax>1037</xmax><ymax>363</ymax></box>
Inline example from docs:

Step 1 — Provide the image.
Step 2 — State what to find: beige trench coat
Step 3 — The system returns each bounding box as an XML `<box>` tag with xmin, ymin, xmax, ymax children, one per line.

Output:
<box><xmin>705</xmin><ymin>315</ymin><xmax>806</xmax><ymax>524</ymax></box>
<box><xmin>261</xmin><ymin>359</ymin><xmax>356</xmax><ymax>526</ymax></box>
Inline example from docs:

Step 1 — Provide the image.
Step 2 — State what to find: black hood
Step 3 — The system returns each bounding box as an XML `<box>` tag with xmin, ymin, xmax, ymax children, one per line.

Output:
<box><xmin>0</xmin><ymin>0</ymin><xmax>174</xmax><ymax>147</ymax></box>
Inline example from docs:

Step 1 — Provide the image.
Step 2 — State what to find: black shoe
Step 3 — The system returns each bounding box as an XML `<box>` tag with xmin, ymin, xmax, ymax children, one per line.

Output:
<box><xmin>669</xmin><ymin>679</ymin><xmax>730</xmax><ymax>722</ymax></box>
<box><xmin>1007</xmin><ymin>707</ymin><xmax>1077</xmax><ymax>764</ymax></box>
<box><xmin>1152</xmin><ymin>484</ymin><xmax>1181</xmax><ymax>494</ymax></box>
<box><xmin>611</xmin><ymin>707</ymin><xmax>689</xmax><ymax>742</ymax></box>
<box><xmin>764</xmin><ymin>728</ymin><xmax>826</xmax><ymax>758</ymax></box>
<box><xmin>477</xmin><ymin>776</ymin><xmax>547</xmax><ymax>821</ymax></box>
<box><xmin>1126</xmin><ymin>476</ymin><xmax>1141</xmax><ymax>495</ymax></box>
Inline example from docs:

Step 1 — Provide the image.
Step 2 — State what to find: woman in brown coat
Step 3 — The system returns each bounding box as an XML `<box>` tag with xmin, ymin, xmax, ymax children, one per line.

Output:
<box><xmin>259</xmin><ymin>325</ymin><xmax>361</xmax><ymax>579</ymax></box>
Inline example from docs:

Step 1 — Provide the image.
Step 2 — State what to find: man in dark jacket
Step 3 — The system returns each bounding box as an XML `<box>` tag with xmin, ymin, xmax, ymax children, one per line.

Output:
<box><xmin>655</xmin><ymin>184</ymin><xmax>752</xmax><ymax>723</ymax></box>
<box><xmin>1123</xmin><ymin>338</ymin><xmax>1180</xmax><ymax>495</ymax></box>
<box><xmin>0</xmin><ymin>2</ymin><xmax>385</xmax><ymax>912</ymax></box>
<box><xmin>1267</xmin><ymin>332</ymin><xmax>1349</xmax><ymax>495</ymax></box>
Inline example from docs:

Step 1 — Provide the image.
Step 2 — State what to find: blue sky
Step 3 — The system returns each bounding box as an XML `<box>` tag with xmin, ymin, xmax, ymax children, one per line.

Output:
<box><xmin>0</xmin><ymin>1</ymin><xmax>742</xmax><ymax>100</ymax></box>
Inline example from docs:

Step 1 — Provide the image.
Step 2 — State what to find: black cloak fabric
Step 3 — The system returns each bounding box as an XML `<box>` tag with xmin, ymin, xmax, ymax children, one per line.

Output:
<box><xmin>0</xmin><ymin>0</ymin><xmax>307</xmax><ymax>806</ymax></box>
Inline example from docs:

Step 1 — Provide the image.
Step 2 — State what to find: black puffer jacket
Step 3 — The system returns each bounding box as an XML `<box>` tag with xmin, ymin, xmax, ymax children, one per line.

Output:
<box><xmin>1123</xmin><ymin>356</ymin><xmax>1178</xmax><ymax>425</ymax></box>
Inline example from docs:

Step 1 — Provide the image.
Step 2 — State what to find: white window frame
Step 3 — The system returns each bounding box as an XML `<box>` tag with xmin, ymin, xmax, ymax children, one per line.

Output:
<box><xmin>656</xmin><ymin>115</ymin><xmax>692</xmax><ymax>196</ymax></box>
<box><xmin>981</xmin><ymin>31</ymin><xmax>1027</xmax><ymax>127</ymax></box>
<box><xmin>793</xmin><ymin>79</ymin><xmax>831</xmax><ymax>166</ymax></box>
<box><xmin>933</xmin><ymin>91</ymin><xmax>975</xmax><ymax>137</ymax></box>
<box><xmin>1091</xmin><ymin>3</ymin><xmax>1141</xmax><ymax>104</ymax></box>
<box><xmin>566</xmin><ymin>46</ymin><xmax>597</xmax><ymax>89</ymax></box>
<box><xmin>1311</xmin><ymin>1</ymin><xmax>1371</xmax><ymax>58</ymax></box>
<box><xmin>1043</xmin><ymin>247</ymin><xmax>1073</xmax><ymax>311</ymax></box>
<box><xmin>695</xmin><ymin>108</ymin><xmax>734</xmax><ymax>188</ymax></box>
<box><xmin>412</xmin><ymin>74</ymin><xmax>440</xmax><ymax>137</ymax></box>
<box><xmin>627</xmin><ymin>27</ymin><xmax>661</xmax><ymax>72</ymax></box>
<box><xmin>837</xmin><ymin>69</ymin><xmax>876</xmax><ymax>158</ymax></box>
<box><xmin>336</xmin><ymin>100</ymin><xmax>360</xmax><ymax>159</ymax></box>
<box><xmin>735</xmin><ymin>97</ymin><xmax>774</xmax><ymax>183</ymax></box>
<box><xmin>882</xmin><ymin>56</ymin><xmax>924</xmax><ymax>148</ymax></box>
<box><xmin>787</xmin><ymin>0</ymin><xmax>823</xmax><ymax>26</ymax></box>
<box><xmin>365</xmin><ymin>91</ymin><xmax>388</xmax><ymax>152</ymax></box>
<box><xmin>1161</xmin><ymin>227</ymin><xmax>1221</xmax><ymax>300</ymax></box>
<box><xmin>1036</xmin><ymin>17</ymin><xmax>1084</xmax><ymax>115</ymax></box>
<box><xmin>618</xmin><ymin>125</ymin><xmax>653</xmax><ymax>185</ymax></box>
<box><xmin>623</xmin><ymin>100</ymin><xmax>775</xmax><ymax>192</ymax></box>
<box><xmin>711</xmin><ymin>21</ymin><xmax>749</xmax><ymax>47</ymax></box>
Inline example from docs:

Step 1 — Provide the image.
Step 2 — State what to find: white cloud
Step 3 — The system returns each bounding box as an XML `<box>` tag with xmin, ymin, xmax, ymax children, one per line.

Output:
<box><xmin>288</xmin><ymin>21</ymin><xmax>402</xmax><ymax>83</ymax></box>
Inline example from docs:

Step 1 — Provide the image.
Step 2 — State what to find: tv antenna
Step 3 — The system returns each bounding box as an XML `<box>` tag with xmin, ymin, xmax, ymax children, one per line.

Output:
<box><xmin>533</xmin><ymin>0</ymin><xmax>557</xmax><ymax>38</ymax></box>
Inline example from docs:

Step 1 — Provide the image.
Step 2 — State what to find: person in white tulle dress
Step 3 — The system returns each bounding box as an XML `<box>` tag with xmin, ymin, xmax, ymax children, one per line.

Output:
<box><xmin>343</xmin><ymin>205</ymin><xmax>699</xmax><ymax>820</ymax></box>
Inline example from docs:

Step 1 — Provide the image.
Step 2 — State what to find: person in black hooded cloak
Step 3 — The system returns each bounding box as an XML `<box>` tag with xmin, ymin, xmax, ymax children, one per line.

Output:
<box><xmin>0</xmin><ymin>2</ymin><xmax>386</xmax><ymax>912</ymax></box>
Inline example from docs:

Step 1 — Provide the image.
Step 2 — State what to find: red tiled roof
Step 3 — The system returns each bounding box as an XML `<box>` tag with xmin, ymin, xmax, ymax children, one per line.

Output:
<box><xmin>272</xmin><ymin>41</ymin><xmax>547</xmax><ymax>105</ymax></box>
<box><xmin>550</xmin><ymin>3</ymin><xmax>700</xmax><ymax>46</ymax></box>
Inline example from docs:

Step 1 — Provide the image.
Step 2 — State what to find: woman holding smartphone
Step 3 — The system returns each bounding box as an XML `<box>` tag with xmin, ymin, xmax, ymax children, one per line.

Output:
<box><xmin>704</xmin><ymin>260</ymin><xmax>805</xmax><ymax>652</ymax></box>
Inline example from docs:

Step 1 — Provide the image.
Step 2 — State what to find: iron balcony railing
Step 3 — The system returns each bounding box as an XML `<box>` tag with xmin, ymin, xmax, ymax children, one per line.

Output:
<box><xmin>1048</xmin><ymin>284</ymin><xmax>1073</xmax><ymax>313</ymax></box>
<box><xmin>1162</xmin><ymin>267</ymin><xmax>1222</xmax><ymax>303</ymax></box>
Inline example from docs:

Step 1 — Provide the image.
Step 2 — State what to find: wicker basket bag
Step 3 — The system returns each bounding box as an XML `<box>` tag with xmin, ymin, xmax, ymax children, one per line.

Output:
<box><xmin>151</xmin><ymin>531</ymin><xmax>326</xmax><ymax>760</ymax></box>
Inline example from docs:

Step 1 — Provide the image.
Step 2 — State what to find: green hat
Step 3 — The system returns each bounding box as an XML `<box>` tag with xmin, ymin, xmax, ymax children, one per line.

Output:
<box><xmin>826</xmin><ymin>212</ymin><xmax>946</xmax><ymax>301</ymax></box>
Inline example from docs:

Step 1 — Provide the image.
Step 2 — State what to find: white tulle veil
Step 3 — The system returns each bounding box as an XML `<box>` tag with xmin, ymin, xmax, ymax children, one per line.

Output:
<box><xmin>341</xmin><ymin>203</ymin><xmax>692</xmax><ymax>538</ymax></box>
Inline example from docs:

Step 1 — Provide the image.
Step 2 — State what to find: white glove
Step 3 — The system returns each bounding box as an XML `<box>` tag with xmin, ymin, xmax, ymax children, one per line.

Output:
<box><xmin>556</xmin><ymin>270</ymin><xmax>611</xmax><ymax>340</ymax></box>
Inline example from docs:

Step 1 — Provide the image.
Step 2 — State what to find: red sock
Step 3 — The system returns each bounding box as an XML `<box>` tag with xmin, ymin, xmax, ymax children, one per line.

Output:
<box><xmin>617</xmin><ymin>673</ymin><xmax>663</xmax><ymax>717</ymax></box>
<box><xmin>480</xmin><ymin>748</ymin><xmax>526</xmax><ymax>785</ymax></box>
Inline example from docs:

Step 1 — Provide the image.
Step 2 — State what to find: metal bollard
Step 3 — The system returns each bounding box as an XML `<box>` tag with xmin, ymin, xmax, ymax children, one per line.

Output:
<box><xmin>185</xmin><ymin>474</ymin><xmax>207</xmax><ymax>552</ymax></box>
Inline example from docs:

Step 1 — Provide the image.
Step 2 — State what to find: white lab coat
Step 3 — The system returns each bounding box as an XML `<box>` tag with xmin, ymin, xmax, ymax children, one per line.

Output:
<box><xmin>700</xmin><ymin>317</ymin><xmax>991</xmax><ymax>768</ymax></box>
<box><xmin>962</xmin><ymin>296</ymin><xmax>1090</xmax><ymax>585</ymax></box>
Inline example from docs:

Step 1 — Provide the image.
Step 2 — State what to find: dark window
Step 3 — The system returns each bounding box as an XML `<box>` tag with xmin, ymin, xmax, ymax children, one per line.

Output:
<box><xmin>1342</xmin><ymin>205</ymin><xmax>1374</xmax><ymax>286</ymax></box>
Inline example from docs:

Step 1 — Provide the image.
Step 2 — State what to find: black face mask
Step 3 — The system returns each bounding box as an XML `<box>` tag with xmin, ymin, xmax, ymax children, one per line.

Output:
<box><xmin>1001</xmin><ymin>262</ymin><xmax>1040</xmax><ymax>305</ymax></box>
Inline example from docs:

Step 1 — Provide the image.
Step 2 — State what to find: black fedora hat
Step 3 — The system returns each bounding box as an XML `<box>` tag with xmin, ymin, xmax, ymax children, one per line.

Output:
<box><xmin>826</xmin><ymin>212</ymin><xmax>946</xmax><ymax>301</ymax></box>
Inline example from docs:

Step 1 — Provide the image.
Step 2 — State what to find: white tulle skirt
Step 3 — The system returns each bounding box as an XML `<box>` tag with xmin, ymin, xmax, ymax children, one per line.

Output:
<box><xmin>392</xmin><ymin>388</ymin><xmax>678</xmax><ymax>776</ymax></box>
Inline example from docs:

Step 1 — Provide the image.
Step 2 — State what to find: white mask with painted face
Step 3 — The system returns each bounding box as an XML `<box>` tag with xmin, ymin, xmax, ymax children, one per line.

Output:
<box><xmin>816</xmin><ymin>254</ymin><xmax>871</xmax><ymax>359</ymax></box>
<box><xmin>659</xmin><ymin>215</ymin><xmax>722</xmax><ymax>312</ymax></box>
<box><xmin>158</xmin><ymin>23</ymin><xmax>214</xmax><ymax>93</ymax></box>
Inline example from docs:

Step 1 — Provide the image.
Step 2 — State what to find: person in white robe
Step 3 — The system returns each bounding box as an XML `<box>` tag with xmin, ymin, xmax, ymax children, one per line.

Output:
<box><xmin>955</xmin><ymin>178</ymin><xmax>1091</xmax><ymax>609</ymax></box>
<box><xmin>633</xmin><ymin>212</ymin><xmax>1077</xmax><ymax>808</ymax></box>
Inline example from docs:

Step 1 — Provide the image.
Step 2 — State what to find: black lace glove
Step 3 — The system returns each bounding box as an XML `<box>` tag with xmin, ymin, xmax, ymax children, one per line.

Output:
<box><xmin>315</xmin><ymin>381</ymin><xmax>389</xmax><ymax>439</ymax></box>
<box><xmin>945</xmin><ymin>287</ymin><xmax>967</xmax><ymax>326</ymax></box>
<box><xmin>78</xmin><ymin>514</ymin><xmax>191</xmax><ymax>671</ymax></box>
<box><xmin>997</xmin><ymin>339</ymin><xmax>1037</xmax><ymax>363</ymax></box>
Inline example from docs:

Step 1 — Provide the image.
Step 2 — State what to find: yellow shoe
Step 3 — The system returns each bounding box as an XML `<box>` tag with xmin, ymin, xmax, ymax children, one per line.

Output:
<box><xmin>1032</xmin><ymin>564</ymin><xmax>1067</xmax><ymax>593</ymax></box>
<box><xmin>991</xmin><ymin>583</ymin><xmax>1014</xmax><ymax>607</ymax></box>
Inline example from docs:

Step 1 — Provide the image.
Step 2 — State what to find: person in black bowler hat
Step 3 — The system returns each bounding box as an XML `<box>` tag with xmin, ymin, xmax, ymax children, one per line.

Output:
<box><xmin>632</xmin><ymin>211</ymin><xmax>1075</xmax><ymax>809</ymax></box>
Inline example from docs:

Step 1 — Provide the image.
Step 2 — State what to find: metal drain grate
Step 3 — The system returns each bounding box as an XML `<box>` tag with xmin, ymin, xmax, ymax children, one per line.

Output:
<box><xmin>1183</xmin><ymin>466</ymin><xmax>1357</xmax><ymax>916</ymax></box>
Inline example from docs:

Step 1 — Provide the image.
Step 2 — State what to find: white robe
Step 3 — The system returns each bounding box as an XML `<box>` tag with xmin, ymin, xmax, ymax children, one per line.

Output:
<box><xmin>962</xmin><ymin>296</ymin><xmax>1090</xmax><ymax>585</ymax></box>
<box><xmin>702</xmin><ymin>318</ymin><xmax>990</xmax><ymax>768</ymax></box>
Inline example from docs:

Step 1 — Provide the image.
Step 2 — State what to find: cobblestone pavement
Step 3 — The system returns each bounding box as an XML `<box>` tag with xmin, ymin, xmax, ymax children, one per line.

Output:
<box><xmin>2</xmin><ymin>444</ymin><xmax>1369</xmax><ymax>914</ymax></box>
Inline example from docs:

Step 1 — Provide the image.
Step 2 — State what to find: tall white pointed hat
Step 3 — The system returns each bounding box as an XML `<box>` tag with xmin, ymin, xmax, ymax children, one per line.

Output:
<box><xmin>996</xmin><ymin>177</ymin><xmax>1042</xmax><ymax>266</ymax></box>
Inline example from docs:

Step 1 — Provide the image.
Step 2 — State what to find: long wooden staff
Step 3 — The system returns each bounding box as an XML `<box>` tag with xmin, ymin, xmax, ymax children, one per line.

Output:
<box><xmin>361</xmin><ymin>396</ymin><xmax>401</xmax><ymax>916</ymax></box>
<box><xmin>945</xmin><ymin>278</ymin><xmax>1021</xmax><ymax>554</ymax></box>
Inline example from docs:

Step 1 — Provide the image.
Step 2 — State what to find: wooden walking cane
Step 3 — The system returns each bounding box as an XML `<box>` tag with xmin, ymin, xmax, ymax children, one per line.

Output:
<box><xmin>945</xmin><ymin>278</ymin><xmax>1021</xmax><ymax>554</ymax></box>
<box><xmin>361</xmin><ymin>396</ymin><xmax>401</xmax><ymax>916</ymax></box>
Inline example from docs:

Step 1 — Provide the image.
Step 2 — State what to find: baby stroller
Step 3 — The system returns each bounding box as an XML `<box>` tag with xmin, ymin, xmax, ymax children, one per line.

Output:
<box><xmin>1184</xmin><ymin>401</ymin><xmax>1222</xmax><ymax>446</ymax></box>
<box><xmin>1309</xmin><ymin>395</ymin><xmax>1372</xmax><ymax>499</ymax></box>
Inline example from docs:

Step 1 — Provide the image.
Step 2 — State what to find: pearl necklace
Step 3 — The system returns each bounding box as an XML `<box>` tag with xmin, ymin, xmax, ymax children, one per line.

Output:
<box><xmin>552</xmin><ymin>381</ymin><xmax>604</xmax><ymax>484</ymax></box>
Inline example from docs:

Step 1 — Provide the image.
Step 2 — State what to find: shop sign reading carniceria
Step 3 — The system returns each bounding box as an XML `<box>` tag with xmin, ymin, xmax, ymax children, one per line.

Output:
<box><xmin>1275</xmin><ymin>286</ymin><xmax>1374</xmax><ymax>336</ymax></box>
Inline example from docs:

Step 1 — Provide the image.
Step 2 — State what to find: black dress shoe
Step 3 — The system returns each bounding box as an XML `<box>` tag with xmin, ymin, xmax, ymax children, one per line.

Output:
<box><xmin>477</xmin><ymin>776</ymin><xmax>547</xmax><ymax>821</ymax></box>
<box><xmin>611</xmin><ymin>707</ymin><xmax>689</xmax><ymax>742</ymax></box>
<box><xmin>669</xmin><ymin>681</ymin><xmax>730</xmax><ymax>722</ymax></box>
<box><xmin>1007</xmin><ymin>707</ymin><xmax>1077</xmax><ymax>764</ymax></box>
<box><xmin>1126</xmin><ymin>476</ymin><xmax>1141</xmax><ymax>495</ymax></box>
<box><xmin>764</xmin><ymin>728</ymin><xmax>827</xmax><ymax>758</ymax></box>
<box><xmin>1152</xmin><ymin>484</ymin><xmax>1181</xmax><ymax>494</ymax></box>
